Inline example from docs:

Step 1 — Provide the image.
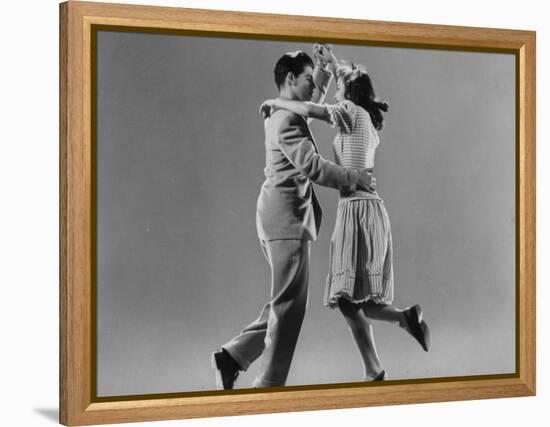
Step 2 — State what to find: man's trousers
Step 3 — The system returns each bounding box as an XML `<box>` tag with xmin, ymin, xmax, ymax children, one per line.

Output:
<box><xmin>222</xmin><ymin>239</ymin><xmax>310</xmax><ymax>387</ymax></box>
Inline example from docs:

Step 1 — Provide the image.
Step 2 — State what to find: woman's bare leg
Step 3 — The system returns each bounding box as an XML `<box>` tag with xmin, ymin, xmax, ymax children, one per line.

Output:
<box><xmin>362</xmin><ymin>299</ymin><xmax>406</xmax><ymax>327</ymax></box>
<box><xmin>338</xmin><ymin>298</ymin><xmax>384</xmax><ymax>380</ymax></box>
<box><xmin>363</xmin><ymin>300</ymin><xmax>431</xmax><ymax>352</ymax></box>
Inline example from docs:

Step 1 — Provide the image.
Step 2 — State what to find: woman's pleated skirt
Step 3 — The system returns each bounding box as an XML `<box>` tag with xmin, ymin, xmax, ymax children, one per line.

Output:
<box><xmin>324</xmin><ymin>198</ymin><xmax>394</xmax><ymax>308</ymax></box>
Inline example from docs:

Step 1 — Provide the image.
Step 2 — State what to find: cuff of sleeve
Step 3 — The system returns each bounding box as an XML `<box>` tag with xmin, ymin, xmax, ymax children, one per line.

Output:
<box><xmin>326</xmin><ymin>104</ymin><xmax>339</xmax><ymax>129</ymax></box>
<box><xmin>348</xmin><ymin>169</ymin><xmax>358</xmax><ymax>192</ymax></box>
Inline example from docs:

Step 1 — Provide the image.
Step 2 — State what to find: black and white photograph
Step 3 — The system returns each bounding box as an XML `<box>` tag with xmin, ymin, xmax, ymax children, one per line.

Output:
<box><xmin>2</xmin><ymin>0</ymin><xmax>546</xmax><ymax>426</ymax></box>
<box><xmin>95</xmin><ymin>29</ymin><xmax>515</xmax><ymax>396</ymax></box>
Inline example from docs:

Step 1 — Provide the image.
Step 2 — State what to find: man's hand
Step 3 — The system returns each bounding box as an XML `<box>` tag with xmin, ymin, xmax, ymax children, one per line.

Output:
<box><xmin>356</xmin><ymin>168</ymin><xmax>376</xmax><ymax>192</ymax></box>
<box><xmin>259</xmin><ymin>99</ymin><xmax>278</xmax><ymax>119</ymax></box>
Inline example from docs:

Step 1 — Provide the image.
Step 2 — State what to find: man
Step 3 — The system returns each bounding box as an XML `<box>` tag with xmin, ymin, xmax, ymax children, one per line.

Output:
<box><xmin>212</xmin><ymin>50</ymin><xmax>375</xmax><ymax>389</ymax></box>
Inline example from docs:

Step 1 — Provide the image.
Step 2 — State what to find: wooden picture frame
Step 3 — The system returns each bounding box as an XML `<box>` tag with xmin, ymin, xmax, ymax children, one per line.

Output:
<box><xmin>59</xmin><ymin>1</ymin><xmax>536</xmax><ymax>425</ymax></box>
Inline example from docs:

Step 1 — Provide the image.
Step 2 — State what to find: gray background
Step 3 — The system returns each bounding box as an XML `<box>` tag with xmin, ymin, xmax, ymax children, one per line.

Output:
<box><xmin>96</xmin><ymin>31</ymin><xmax>515</xmax><ymax>396</ymax></box>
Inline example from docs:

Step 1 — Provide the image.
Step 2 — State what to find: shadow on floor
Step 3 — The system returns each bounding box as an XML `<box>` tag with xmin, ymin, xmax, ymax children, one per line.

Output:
<box><xmin>34</xmin><ymin>408</ymin><xmax>59</xmax><ymax>423</ymax></box>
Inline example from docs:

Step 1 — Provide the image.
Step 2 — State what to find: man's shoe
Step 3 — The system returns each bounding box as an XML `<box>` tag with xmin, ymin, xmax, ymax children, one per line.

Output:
<box><xmin>403</xmin><ymin>304</ymin><xmax>431</xmax><ymax>352</ymax></box>
<box><xmin>211</xmin><ymin>348</ymin><xmax>241</xmax><ymax>390</ymax></box>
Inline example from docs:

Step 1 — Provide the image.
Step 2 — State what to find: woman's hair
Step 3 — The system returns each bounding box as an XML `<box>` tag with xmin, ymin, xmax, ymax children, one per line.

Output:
<box><xmin>273</xmin><ymin>51</ymin><xmax>315</xmax><ymax>90</ymax></box>
<box><xmin>337</xmin><ymin>62</ymin><xmax>389</xmax><ymax>130</ymax></box>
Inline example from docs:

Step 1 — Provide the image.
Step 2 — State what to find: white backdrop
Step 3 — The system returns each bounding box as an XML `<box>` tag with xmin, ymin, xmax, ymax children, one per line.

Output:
<box><xmin>0</xmin><ymin>0</ymin><xmax>546</xmax><ymax>426</ymax></box>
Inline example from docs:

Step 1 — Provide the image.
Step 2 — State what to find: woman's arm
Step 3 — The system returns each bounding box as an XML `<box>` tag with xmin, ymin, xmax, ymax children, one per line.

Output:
<box><xmin>326</xmin><ymin>52</ymin><xmax>339</xmax><ymax>77</ymax></box>
<box><xmin>275</xmin><ymin>99</ymin><xmax>331</xmax><ymax>122</ymax></box>
<box><xmin>260</xmin><ymin>99</ymin><xmax>331</xmax><ymax>122</ymax></box>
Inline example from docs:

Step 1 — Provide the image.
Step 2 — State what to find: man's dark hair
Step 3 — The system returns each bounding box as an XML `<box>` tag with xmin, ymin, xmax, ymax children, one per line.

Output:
<box><xmin>273</xmin><ymin>51</ymin><xmax>314</xmax><ymax>90</ymax></box>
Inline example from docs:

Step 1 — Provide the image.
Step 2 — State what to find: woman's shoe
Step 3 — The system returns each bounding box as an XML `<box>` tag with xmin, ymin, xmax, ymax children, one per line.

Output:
<box><xmin>403</xmin><ymin>304</ymin><xmax>431</xmax><ymax>352</ymax></box>
<box><xmin>372</xmin><ymin>369</ymin><xmax>387</xmax><ymax>381</ymax></box>
<box><xmin>365</xmin><ymin>369</ymin><xmax>387</xmax><ymax>382</ymax></box>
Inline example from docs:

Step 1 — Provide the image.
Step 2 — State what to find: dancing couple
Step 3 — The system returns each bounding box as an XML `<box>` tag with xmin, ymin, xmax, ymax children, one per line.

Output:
<box><xmin>212</xmin><ymin>44</ymin><xmax>430</xmax><ymax>389</ymax></box>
